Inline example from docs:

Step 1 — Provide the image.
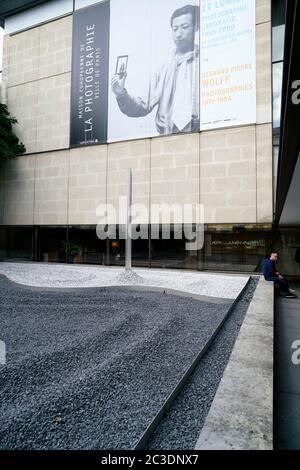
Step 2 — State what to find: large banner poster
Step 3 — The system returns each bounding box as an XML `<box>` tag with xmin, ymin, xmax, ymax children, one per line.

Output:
<box><xmin>70</xmin><ymin>1</ymin><xmax>110</xmax><ymax>146</ymax></box>
<box><xmin>70</xmin><ymin>0</ymin><xmax>256</xmax><ymax>146</ymax></box>
<box><xmin>108</xmin><ymin>0</ymin><xmax>200</xmax><ymax>142</ymax></box>
<box><xmin>200</xmin><ymin>0</ymin><xmax>256</xmax><ymax>130</ymax></box>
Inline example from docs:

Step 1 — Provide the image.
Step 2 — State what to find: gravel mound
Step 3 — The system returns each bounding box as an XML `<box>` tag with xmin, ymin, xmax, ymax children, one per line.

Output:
<box><xmin>115</xmin><ymin>269</ymin><xmax>144</xmax><ymax>285</ymax></box>
<box><xmin>0</xmin><ymin>262</ymin><xmax>248</xmax><ymax>299</ymax></box>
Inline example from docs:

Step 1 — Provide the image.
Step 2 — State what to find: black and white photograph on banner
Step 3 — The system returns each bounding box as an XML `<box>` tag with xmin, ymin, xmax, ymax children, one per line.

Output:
<box><xmin>115</xmin><ymin>55</ymin><xmax>128</xmax><ymax>77</ymax></box>
<box><xmin>108</xmin><ymin>0</ymin><xmax>200</xmax><ymax>142</ymax></box>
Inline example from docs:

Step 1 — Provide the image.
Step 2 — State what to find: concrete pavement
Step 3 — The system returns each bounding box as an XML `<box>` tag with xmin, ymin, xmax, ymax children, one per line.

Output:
<box><xmin>275</xmin><ymin>283</ymin><xmax>300</xmax><ymax>450</ymax></box>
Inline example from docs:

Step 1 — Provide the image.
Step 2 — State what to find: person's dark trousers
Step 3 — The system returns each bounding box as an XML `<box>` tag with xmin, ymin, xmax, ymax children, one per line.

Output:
<box><xmin>274</xmin><ymin>278</ymin><xmax>290</xmax><ymax>295</ymax></box>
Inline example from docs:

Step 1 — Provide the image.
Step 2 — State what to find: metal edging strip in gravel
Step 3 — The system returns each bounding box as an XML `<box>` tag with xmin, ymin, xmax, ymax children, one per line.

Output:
<box><xmin>103</xmin><ymin>286</ymin><xmax>234</xmax><ymax>305</ymax></box>
<box><xmin>133</xmin><ymin>276</ymin><xmax>252</xmax><ymax>450</ymax></box>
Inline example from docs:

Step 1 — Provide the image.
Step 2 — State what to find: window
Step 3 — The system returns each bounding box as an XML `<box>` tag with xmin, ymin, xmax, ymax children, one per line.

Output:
<box><xmin>272</xmin><ymin>0</ymin><xmax>286</xmax><ymax>130</ymax></box>
<box><xmin>273</xmin><ymin>61</ymin><xmax>284</xmax><ymax>128</ymax></box>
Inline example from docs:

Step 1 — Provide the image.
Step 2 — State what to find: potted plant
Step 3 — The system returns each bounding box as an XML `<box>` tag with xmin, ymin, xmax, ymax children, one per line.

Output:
<box><xmin>60</xmin><ymin>240</ymin><xmax>83</xmax><ymax>263</ymax></box>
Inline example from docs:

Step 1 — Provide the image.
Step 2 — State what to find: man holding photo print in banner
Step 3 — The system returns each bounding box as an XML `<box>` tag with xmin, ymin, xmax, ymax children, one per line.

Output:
<box><xmin>111</xmin><ymin>3</ymin><xmax>200</xmax><ymax>135</ymax></box>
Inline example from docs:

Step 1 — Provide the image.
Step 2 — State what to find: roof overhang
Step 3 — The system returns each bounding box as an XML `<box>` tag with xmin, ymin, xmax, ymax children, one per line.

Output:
<box><xmin>0</xmin><ymin>0</ymin><xmax>51</xmax><ymax>24</ymax></box>
<box><xmin>276</xmin><ymin>0</ymin><xmax>300</xmax><ymax>226</ymax></box>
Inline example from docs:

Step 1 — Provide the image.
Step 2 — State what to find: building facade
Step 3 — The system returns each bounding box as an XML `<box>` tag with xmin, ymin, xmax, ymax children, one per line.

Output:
<box><xmin>1</xmin><ymin>0</ymin><xmax>297</xmax><ymax>276</ymax></box>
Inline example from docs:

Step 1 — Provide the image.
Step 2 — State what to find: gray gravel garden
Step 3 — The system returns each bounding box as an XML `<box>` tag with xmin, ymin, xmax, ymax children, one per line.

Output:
<box><xmin>0</xmin><ymin>272</ymin><xmax>236</xmax><ymax>450</ymax></box>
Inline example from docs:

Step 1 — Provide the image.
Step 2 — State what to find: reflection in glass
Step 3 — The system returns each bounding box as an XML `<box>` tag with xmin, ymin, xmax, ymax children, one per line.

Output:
<box><xmin>272</xmin><ymin>25</ymin><xmax>285</xmax><ymax>62</ymax></box>
<box><xmin>273</xmin><ymin>62</ymin><xmax>283</xmax><ymax>128</ymax></box>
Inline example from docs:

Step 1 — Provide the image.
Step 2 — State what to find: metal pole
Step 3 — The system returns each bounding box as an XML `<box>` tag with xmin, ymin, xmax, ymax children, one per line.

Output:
<box><xmin>125</xmin><ymin>168</ymin><xmax>132</xmax><ymax>271</ymax></box>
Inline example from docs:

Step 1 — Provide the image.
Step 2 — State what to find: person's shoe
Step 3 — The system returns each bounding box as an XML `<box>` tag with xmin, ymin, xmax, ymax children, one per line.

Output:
<box><xmin>284</xmin><ymin>292</ymin><xmax>297</xmax><ymax>299</ymax></box>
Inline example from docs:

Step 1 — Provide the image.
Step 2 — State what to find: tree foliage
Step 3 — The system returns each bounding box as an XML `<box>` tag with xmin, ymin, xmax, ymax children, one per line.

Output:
<box><xmin>0</xmin><ymin>102</ymin><xmax>26</xmax><ymax>160</ymax></box>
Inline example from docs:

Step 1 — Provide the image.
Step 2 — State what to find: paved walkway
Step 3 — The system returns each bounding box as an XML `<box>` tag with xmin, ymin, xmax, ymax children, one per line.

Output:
<box><xmin>275</xmin><ymin>284</ymin><xmax>300</xmax><ymax>450</ymax></box>
<box><xmin>195</xmin><ymin>277</ymin><xmax>273</xmax><ymax>450</ymax></box>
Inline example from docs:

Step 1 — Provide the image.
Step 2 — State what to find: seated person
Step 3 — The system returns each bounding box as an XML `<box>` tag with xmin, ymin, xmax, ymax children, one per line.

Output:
<box><xmin>263</xmin><ymin>252</ymin><xmax>297</xmax><ymax>298</ymax></box>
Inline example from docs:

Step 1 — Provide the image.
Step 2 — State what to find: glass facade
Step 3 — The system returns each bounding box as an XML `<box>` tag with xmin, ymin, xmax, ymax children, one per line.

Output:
<box><xmin>201</xmin><ymin>226</ymin><xmax>273</xmax><ymax>272</ymax></box>
<box><xmin>0</xmin><ymin>226</ymin><xmax>33</xmax><ymax>260</ymax></box>
<box><xmin>272</xmin><ymin>0</ymin><xmax>286</xmax><ymax>131</ymax></box>
<box><xmin>0</xmin><ymin>224</ymin><xmax>276</xmax><ymax>274</ymax></box>
<box><xmin>150</xmin><ymin>226</ymin><xmax>198</xmax><ymax>270</ymax></box>
<box><xmin>0</xmin><ymin>26</ymin><xmax>3</xmax><ymax>81</ymax></box>
<box><xmin>68</xmin><ymin>226</ymin><xmax>107</xmax><ymax>265</ymax></box>
<box><xmin>274</xmin><ymin>229</ymin><xmax>300</xmax><ymax>278</ymax></box>
<box><xmin>272</xmin><ymin>0</ymin><xmax>286</xmax><ymax>219</ymax></box>
<box><xmin>39</xmin><ymin>226</ymin><xmax>67</xmax><ymax>262</ymax></box>
<box><xmin>273</xmin><ymin>62</ymin><xmax>284</xmax><ymax>129</ymax></box>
